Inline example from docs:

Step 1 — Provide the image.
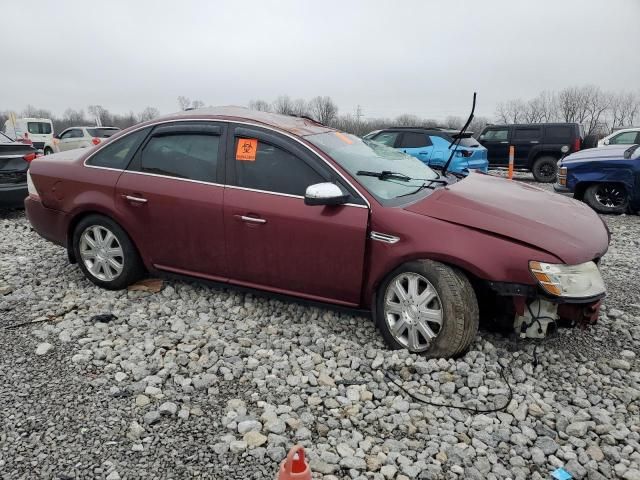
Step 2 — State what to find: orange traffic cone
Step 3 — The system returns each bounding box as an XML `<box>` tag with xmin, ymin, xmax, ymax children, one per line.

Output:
<box><xmin>277</xmin><ymin>445</ymin><xmax>311</xmax><ymax>480</ymax></box>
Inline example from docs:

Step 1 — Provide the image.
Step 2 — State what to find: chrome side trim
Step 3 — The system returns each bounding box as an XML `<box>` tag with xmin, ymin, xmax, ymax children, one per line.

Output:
<box><xmin>370</xmin><ymin>231</ymin><xmax>400</xmax><ymax>244</ymax></box>
<box><xmin>225</xmin><ymin>184</ymin><xmax>367</xmax><ymax>208</ymax></box>
<box><xmin>82</xmin><ymin>118</ymin><xmax>371</xmax><ymax>208</ymax></box>
<box><xmin>120</xmin><ymin>169</ymin><xmax>224</xmax><ymax>187</ymax></box>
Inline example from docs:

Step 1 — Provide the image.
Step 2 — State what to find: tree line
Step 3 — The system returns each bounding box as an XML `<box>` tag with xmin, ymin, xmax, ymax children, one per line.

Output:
<box><xmin>495</xmin><ymin>86</ymin><xmax>640</xmax><ymax>135</ymax></box>
<box><xmin>2</xmin><ymin>86</ymin><xmax>638</xmax><ymax>139</ymax></box>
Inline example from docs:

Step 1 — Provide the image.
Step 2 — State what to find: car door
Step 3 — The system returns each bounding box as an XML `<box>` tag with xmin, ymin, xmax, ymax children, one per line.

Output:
<box><xmin>479</xmin><ymin>127</ymin><xmax>510</xmax><ymax>166</ymax></box>
<box><xmin>397</xmin><ymin>131</ymin><xmax>432</xmax><ymax>164</ymax></box>
<box><xmin>114</xmin><ymin>121</ymin><xmax>229</xmax><ymax>279</ymax></box>
<box><xmin>223</xmin><ymin>124</ymin><xmax>369</xmax><ymax>306</ymax></box>
<box><xmin>511</xmin><ymin>126</ymin><xmax>542</xmax><ymax>167</ymax></box>
<box><xmin>57</xmin><ymin>129</ymin><xmax>81</xmax><ymax>151</ymax></box>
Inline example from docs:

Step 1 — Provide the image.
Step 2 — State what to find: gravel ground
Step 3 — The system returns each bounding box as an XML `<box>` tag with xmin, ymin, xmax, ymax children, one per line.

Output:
<box><xmin>1</xmin><ymin>191</ymin><xmax>639</xmax><ymax>480</ymax></box>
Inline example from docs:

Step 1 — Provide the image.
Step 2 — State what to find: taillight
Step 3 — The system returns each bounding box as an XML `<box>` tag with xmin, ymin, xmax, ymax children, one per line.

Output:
<box><xmin>574</xmin><ymin>138</ymin><xmax>581</xmax><ymax>151</ymax></box>
<box><xmin>23</xmin><ymin>152</ymin><xmax>39</xmax><ymax>162</ymax></box>
<box><xmin>92</xmin><ymin>137</ymin><xmax>101</xmax><ymax>145</ymax></box>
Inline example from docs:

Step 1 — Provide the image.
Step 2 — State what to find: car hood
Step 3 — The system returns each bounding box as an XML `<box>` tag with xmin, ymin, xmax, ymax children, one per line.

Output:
<box><xmin>405</xmin><ymin>173</ymin><xmax>609</xmax><ymax>264</ymax></box>
<box><xmin>562</xmin><ymin>146</ymin><xmax>629</xmax><ymax>164</ymax></box>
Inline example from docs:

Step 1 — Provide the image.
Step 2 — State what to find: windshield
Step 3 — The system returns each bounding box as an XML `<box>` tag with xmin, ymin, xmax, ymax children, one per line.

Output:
<box><xmin>307</xmin><ymin>131</ymin><xmax>440</xmax><ymax>201</ymax></box>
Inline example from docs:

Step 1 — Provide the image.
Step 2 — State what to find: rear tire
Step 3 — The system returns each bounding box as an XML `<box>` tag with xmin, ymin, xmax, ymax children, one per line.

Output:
<box><xmin>584</xmin><ymin>183</ymin><xmax>629</xmax><ymax>214</ymax></box>
<box><xmin>532</xmin><ymin>156</ymin><xmax>557</xmax><ymax>183</ymax></box>
<box><xmin>44</xmin><ymin>147</ymin><xmax>53</xmax><ymax>155</ymax></box>
<box><xmin>375</xmin><ymin>260</ymin><xmax>479</xmax><ymax>358</ymax></box>
<box><xmin>72</xmin><ymin>214</ymin><xmax>144</xmax><ymax>290</ymax></box>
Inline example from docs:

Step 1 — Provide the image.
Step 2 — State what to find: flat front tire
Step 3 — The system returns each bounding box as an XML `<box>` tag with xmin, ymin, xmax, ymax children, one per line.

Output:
<box><xmin>72</xmin><ymin>214</ymin><xmax>144</xmax><ymax>290</ymax></box>
<box><xmin>375</xmin><ymin>260</ymin><xmax>479</xmax><ymax>358</ymax></box>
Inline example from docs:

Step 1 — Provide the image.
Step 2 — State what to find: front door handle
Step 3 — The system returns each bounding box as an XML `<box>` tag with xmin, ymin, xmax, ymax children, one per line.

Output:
<box><xmin>123</xmin><ymin>195</ymin><xmax>148</xmax><ymax>204</ymax></box>
<box><xmin>239</xmin><ymin>215</ymin><xmax>266</xmax><ymax>224</ymax></box>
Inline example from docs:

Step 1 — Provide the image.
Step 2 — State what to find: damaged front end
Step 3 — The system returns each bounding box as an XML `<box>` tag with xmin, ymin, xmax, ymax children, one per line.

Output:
<box><xmin>483</xmin><ymin>259</ymin><xmax>606</xmax><ymax>339</ymax></box>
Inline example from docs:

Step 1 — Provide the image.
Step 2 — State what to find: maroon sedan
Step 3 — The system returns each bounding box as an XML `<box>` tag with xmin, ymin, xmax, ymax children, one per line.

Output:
<box><xmin>25</xmin><ymin>107</ymin><xmax>609</xmax><ymax>358</ymax></box>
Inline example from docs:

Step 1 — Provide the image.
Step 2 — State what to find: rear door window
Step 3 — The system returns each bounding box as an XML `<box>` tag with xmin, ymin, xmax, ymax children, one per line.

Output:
<box><xmin>513</xmin><ymin>127</ymin><xmax>542</xmax><ymax>141</ymax></box>
<box><xmin>372</xmin><ymin>131</ymin><xmax>400</xmax><ymax>147</ymax></box>
<box><xmin>482</xmin><ymin>128</ymin><xmax>509</xmax><ymax>141</ymax></box>
<box><xmin>398</xmin><ymin>132</ymin><xmax>430</xmax><ymax>148</ymax></box>
<box><xmin>544</xmin><ymin>125</ymin><xmax>572</xmax><ymax>142</ymax></box>
<box><xmin>139</xmin><ymin>133</ymin><xmax>220</xmax><ymax>182</ymax></box>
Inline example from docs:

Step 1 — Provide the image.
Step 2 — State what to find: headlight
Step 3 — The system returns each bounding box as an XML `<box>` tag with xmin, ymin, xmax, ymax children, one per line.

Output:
<box><xmin>529</xmin><ymin>261</ymin><xmax>605</xmax><ymax>298</ymax></box>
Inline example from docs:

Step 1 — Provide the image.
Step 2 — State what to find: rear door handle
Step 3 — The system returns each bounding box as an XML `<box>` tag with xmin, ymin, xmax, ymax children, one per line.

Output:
<box><xmin>239</xmin><ymin>215</ymin><xmax>266</xmax><ymax>224</ymax></box>
<box><xmin>123</xmin><ymin>195</ymin><xmax>148</xmax><ymax>204</ymax></box>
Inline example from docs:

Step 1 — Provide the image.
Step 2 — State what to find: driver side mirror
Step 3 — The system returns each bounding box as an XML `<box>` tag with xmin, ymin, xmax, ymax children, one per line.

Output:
<box><xmin>304</xmin><ymin>182</ymin><xmax>349</xmax><ymax>206</ymax></box>
<box><xmin>479</xmin><ymin>134</ymin><xmax>485</xmax><ymax>140</ymax></box>
<box><xmin>603</xmin><ymin>139</ymin><xmax>610</xmax><ymax>145</ymax></box>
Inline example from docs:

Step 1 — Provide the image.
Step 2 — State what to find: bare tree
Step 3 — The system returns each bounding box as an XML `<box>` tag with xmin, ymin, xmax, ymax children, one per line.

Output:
<box><xmin>394</xmin><ymin>114</ymin><xmax>420</xmax><ymax>127</ymax></box>
<box><xmin>191</xmin><ymin>99</ymin><xmax>205</xmax><ymax>109</ymax></box>
<box><xmin>273</xmin><ymin>95</ymin><xmax>295</xmax><ymax>115</ymax></box>
<box><xmin>291</xmin><ymin>98</ymin><xmax>310</xmax><ymax>117</ymax></box>
<box><xmin>249</xmin><ymin>99</ymin><xmax>272</xmax><ymax>112</ymax></box>
<box><xmin>177</xmin><ymin>96</ymin><xmax>191</xmax><ymax>111</ymax></box>
<box><xmin>88</xmin><ymin>105</ymin><xmax>109</xmax><ymax>126</ymax></box>
<box><xmin>22</xmin><ymin>105</ymin><xmax>53</xmax><ymax>119</ymax></box>
<box><xmin>444</xmin><ymin>116</ymin><xmax>463</xmax><ymax>129</ymax></box>
<box><xmin>138</xmin><ymin>107</ymin><xmax>160</xmax><ymax>122</ymax></box>
<box><xmin>610</xmin><ymin>91</ymin><xmax>640</xmax><ymax>128</ymax></box>
<box><xmin>309</xmin><ymin>96</ymin><xmax>338</xmax><ymax>124</ymax></box>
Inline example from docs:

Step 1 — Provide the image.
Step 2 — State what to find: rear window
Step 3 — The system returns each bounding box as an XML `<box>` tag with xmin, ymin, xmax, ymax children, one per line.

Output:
<box><xmin>27</xmin><ymin>122</ymin><xmax>52</xmax><ymax>135</ymax></box>
<box><xmin>457</xmin><ymin>137</ymin><xmax>480</xmax><ymax>147</ymax></box>
<box><xmin>513</xmin><ymin>127</ymin><xmax>542</xmax><ymax>140</ymax></box>
<box><xmin>545</xmin><ymin>125</ymin><xmax>572</xmax><ymax>142</ymax></box>
<box><xmin>398</xmin><ymin>132</ymin><xmax>429</xmax><ymax>148</ymax></box>
<box><xmin>87</xmin><ymin>128</ymin><xmax>120</xmax><ymax>138</ymax></box>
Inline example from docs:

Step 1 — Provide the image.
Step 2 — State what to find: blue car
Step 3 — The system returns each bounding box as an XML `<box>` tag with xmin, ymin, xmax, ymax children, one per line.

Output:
<box><xmin>555</xmin><ymin>144</ymin><xmax>640</xmax><ymax>214</ymax></box>
<box><xmin>363</xmin><ymin>127</ymin><xmax>489</xmax><ymax>175</ymax></box>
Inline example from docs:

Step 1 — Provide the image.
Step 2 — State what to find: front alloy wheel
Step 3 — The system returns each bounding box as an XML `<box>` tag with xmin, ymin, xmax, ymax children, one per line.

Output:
<box><xmin>375</xmin><ymin>260</ymin><xmax>479</xmax><ymax>358</ymax></box>
<box><xmin>383</xmin><ymin>273</ymin><xmax>443</xmax><ymax>352</ymax></box>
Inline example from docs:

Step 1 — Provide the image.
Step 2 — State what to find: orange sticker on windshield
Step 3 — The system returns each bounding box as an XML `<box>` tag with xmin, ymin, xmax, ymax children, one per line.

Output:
<box><xmin>236</xmin><ymin>138</ymin><xmax>258</xmax><ymax>161</ymax></box>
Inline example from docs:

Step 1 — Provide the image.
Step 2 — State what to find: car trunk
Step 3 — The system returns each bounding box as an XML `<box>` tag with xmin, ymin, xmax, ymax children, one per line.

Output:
<box><xmin>0</xmin><ymin>144</ymin><xmax>33</xmax><ymax>185</ymax></box>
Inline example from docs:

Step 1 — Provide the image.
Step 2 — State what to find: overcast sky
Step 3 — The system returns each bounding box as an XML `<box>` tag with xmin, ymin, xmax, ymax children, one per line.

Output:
<box><xmin>2</xmin><ymin>0</ymin><xmax>639</xmax><ymax>121</ymax></box>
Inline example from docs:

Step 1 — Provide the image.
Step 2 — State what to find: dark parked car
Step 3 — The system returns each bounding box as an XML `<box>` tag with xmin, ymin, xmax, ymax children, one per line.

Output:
<box><xmin>25</xmin><ymin>107</ymin><xmax>608</xmax><ymax>358</ymax></box>
<box><xmin>478</xmin><ymin>123</ymin><xmax>585</xmax><ymax>182</ymax></box>
<box><xmin>0</xmin><ymin>132</ymin><xmax>39</xmax><ymax>208</ymax></box>
<box><xmin>555</xmin><ymin>144</ymin><xmax>640</xmax><ymax>214</ymax></box>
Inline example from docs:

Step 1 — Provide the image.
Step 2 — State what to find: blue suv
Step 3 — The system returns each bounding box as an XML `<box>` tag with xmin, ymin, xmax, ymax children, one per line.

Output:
<box><xmin>364</xmin><ymin>127</ymin><xmax>489</xmax><ymax>175</ymax></box>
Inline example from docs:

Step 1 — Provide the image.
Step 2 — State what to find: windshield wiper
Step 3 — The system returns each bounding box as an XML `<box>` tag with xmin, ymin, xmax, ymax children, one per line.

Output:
<box><xmin>396</xmin><ymin>180</ymin><xmax>443</xmax><ymax>197</ymax></box>
<box><xmin>357</xmin><ymin>170</ymin><xmax>412</xmax><ymax>181</ymax></box>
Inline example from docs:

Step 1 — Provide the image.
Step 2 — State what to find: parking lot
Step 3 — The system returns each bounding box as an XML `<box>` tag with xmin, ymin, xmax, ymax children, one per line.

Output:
<box><xmin>0</xmin><ymin>175</ymin><xmax>639</xmax><ymax>480</ymax></box>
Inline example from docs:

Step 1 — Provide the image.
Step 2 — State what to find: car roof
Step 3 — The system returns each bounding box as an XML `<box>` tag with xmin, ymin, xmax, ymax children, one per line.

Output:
<box><xmin>484</xmin><ymin>123</ymin><xmax>579</xmax><ymax>128</ymax></box>
<box><xmin>64</xmin><ymin>126</ymin><xmax>119</xmax><ymax>129</ymax></box>
<box><xmin>159</xmin><ymin>106</ymin><xmax>335</xmax><ymax>137</ymax></box>
<box><xmin>609</xmin><ymin>127</ymin><xmax>640</xmax><ymax>134</ymax></box>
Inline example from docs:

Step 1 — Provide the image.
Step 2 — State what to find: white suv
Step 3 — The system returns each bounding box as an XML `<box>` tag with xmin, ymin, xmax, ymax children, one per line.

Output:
<box><xmin>3</xmin><ymin>117</ymin><xmax>57</xmax><ymax>155</ymax></box>
<box><xmin>56</xmin><ymin>126</ymin><xmax>120</xmax><ymax>152</ymax></box>
<box><xmin>598</xmin><ymin>127</ymin><xmax>640</xmax><ymax>146</ymax></box>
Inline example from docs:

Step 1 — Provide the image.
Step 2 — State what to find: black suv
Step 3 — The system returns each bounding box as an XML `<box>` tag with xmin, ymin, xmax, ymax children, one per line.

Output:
<box><xmin>478</xmin><ymin>123</ymin><xmax>585</xmax><ymax>182</ymax></box>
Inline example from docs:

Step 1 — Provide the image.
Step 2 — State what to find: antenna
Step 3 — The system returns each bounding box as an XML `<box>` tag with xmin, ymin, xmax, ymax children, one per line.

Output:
<box><xmin>442</xmin><ymin>92</ymin><xmax>476</xmax><ymax>177</ymax></box>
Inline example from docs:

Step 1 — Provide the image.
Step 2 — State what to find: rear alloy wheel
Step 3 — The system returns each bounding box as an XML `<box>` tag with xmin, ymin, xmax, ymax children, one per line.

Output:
<box><xmin>532</xmin><ymin>156</ymin><xmax>557</xmax><ymax>183</ymax></box>
<box><xmin>73</xmin><ymin>214</ymin><xmax>144</xmax><ymax>289</ymax></box>
<box><xmin>584</xmin><ymin>183</ymin><xmax>629</xmax><ymax>214</ymax></box>
<box><xmin>376</xmin><ymin>260</ymin><xmax>478</xmax><ymax>358</ymax></box>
